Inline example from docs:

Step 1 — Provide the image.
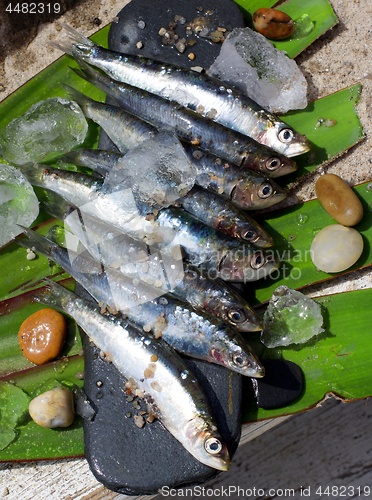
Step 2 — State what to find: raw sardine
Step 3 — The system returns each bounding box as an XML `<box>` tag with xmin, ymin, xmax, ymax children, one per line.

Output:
<box><xmin>156</xmin><ymin>208</ymin><xmax>279</xmax><ymax>282</ymax></box>
<box><xmin>62</xmin><ymin>146</ymin><xmax>287</xmax><ymax>210</ymax></box>
<box><xmin>72</xmin><ymin>65</ymin><xmax>297</xmax><ymax>176</ymax></box>
<box><xmin>54</xmin><ymin>25</ymin><xmax>310</xmax><ymax>157</ymax></box>
<box><xmin>18</xmin><ymin>228</ymin><xmax>265</xmax><ymax>377</ymax></box>
<box><xmin>35</xmin><ymin>278</ymin><xmax>231</xmax><ymax>471</ymax></box>
<box><xmin>179</xmin><ymin>187</ymin><xmax>273</xmax><ymax>247</ymax></box>
<box><xmin>40</xmin><ymin>193</ymin><xmax>262</xmax><ymax>331</ymax></box>
<box><xmin>64</xmin><ymin>85</ymin><xmax>157</xmax><ymax>153</ymax></box>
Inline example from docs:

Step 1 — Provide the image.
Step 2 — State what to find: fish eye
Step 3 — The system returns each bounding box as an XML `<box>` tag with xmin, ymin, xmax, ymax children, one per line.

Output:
<box><xmin>185</xmin><ymin>268</ymin><xmax>198</xmax><ymax>280</ymax></box>
<box><xmin>251</xmin><ymin>251</ymin><xmax>265</xmax><ymax>270</ymax></box>
<box><xmin>227</xmin><ymin>308</ymin><xmax>246</xmax><ymax>324</ymax></box>
<box><xmin>258</xmin><ymin>182</ymin><xmax>274</xmax><ymax>199</ymax></box>
<box><xmin>204</xmin><ymin>437</ymin><xmax>223</xmax><ymax>455</ymax></box>
<box><xmin>242</xmin><ymin>228</ymin><xmax>257</xmax><ymax>242</ymax></box>
<box><xmin>266</xmin><ymin>157</ymin><xmax>282</xmax><ymax>171</ymax></box>
<box><xmin>278</xmin><ymin>128</ymin><xmax>294</xmax><ymax>143</ymax></box>
<box><xmin>232</xmin><ymin>352</ymin><xmax>250</xmax><ymax>368</ymax></box>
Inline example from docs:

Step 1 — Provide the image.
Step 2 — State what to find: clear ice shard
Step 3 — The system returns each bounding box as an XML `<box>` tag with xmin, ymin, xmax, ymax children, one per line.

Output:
<box><xmin>208</xmin><ymin>27</ymin><xmax>308</xmax><ymax>114</ymax></box>
<box><xmin>0</xmin><ymin>164</ymin><xmax>39</xmax><ymax>247</ymax></box>
<box><xmin>103</xmin><ymin>132</ymin><xmax>196</xmax><ymax>214</ymax></box>
<box><xmin>261</xmin><ymin>286</ymin><xmax>324</xmax><ymax>348</ymax></box>
<box><xmin>0</xmin><ymin>98</ymin><xmax>88</xmax><ymax>165</ymax></box>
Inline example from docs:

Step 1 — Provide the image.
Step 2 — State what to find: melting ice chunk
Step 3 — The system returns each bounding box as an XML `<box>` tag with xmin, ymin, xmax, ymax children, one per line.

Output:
<box><xmin>208</xmin><ymin>28</ymin><xmax>308</xmax><ymax>114</ymax></box>
<box><xmin>0</xmin><ymin>98</ymin><xmax>88</xmax><ymax>165</ymax></box>
<box><xmin>0</xmin><ymin>164</ymin><xmax>39</xmax><ymax>247</ymax></box>
<box><xmin>103</xmin><ymin>132</ymin><xmax>196</xmax><ymax>214</ymax></box>
<box><xmin>261</xmin><ymin>286</ymin><xmax>324</xmax><ymax>348</ymax></box>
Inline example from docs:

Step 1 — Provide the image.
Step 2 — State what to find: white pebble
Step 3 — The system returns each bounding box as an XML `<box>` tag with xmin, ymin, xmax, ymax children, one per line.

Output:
<box><xmin>310</xmin><ymin>224</ymin><xmax>363</xmax><ymax>273</ymax></box>
<box><xmin>28</xmin><ymin>387</ymin><xmax>75</xmax><ymax>428</ymax></box>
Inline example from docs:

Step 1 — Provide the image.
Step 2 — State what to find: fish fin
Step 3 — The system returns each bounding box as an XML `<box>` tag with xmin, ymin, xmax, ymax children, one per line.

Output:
<box><xmin>51</xmin><ymin>24</ymin><xmax>95</xmax><ymax>59</ymax></box>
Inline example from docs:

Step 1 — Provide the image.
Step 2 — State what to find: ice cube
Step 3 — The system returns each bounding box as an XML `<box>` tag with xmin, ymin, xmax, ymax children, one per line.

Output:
<box><xmin>0</xmin><ymin>98</ymin><xmax>88</xmax><ymax>165</ymax></box>
<box><xmin>103</xmin><ymin>132</ymin><xmax>196</xmax><ymax>214</ymax></box>
<box><xmin>261</xmin><ymin>286</ymin><xmax>324</xmax><ymax>348</ymax></box>
<box><xmin>208</xmin><ymin>28</ymin><xmax>308</xmax><ymax>114</ymax></box>
<box><xmin>0</xmin><ymin>164</ymin><xmax>39</xmax><ymax>247</ymax></box>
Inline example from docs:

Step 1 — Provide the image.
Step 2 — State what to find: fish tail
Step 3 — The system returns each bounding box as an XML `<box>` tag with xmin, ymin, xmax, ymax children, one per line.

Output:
<box><xmin>34</xmin><ymin>277</ymin><xmax>75</xmax><ymax>312</ymax></box>
<box><xmin>17</xmin><ymin>225</ymin><xmax>56</xmax><ymax>259</ymax></box>
<box><xmin>51</xmin><ymin>24</ymin><xmax>95</xmax><ymax>60</ymax></box>
<box><xmin>40</xmin><ymin>189</ymin><xmax>76</xmax><ymax>221</ymax></box>
<box><xmin>62</xmin><ymin>84</ymin><xmax>92</xmax><ymax>115</ymax></box>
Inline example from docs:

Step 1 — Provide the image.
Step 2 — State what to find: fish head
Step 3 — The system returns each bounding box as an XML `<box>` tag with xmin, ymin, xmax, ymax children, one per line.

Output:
<box><xmin>263</xmin><ymin>122</ymin><xmax>311</xmax><ymax>158</ymax></box>
<box><xmin>225</xmin><ymin>303</ymin><xmax>262</xmax><ymax>332</ymax></box>
<box><xmin>183</xmin><ymin>416</ymin><xmax>230</xmax><ymax>471</ymax></box>
<box><xmin>231</xmin><ymin>177</ymin><xmax>286</xmax><ymax>210</ymax></box>
<box><xmin>210</xmin><ymin>335</ymin><xmax>265</xmax><ymax>377</ymax></box>
<box><xmin>236</xmin><ymin>221</ymin><xmax>273</xmax><ymax>248</ymax></box>
<box><xmin>245</xmin><ymin>152</ymin><xmax>298</xmax><ymax>178</ymax></box>
<box><xmin>218</xmin><ymin>249</ymin><xmax>279</xmax><ymax>282</ymax></box>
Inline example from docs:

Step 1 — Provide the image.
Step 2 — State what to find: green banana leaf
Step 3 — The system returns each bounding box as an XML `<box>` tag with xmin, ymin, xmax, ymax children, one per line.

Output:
<box><xmin>249</xmin><ymin>181</ymin><xmax>372</xmax><ymax>305</ymax></box>
<box><xmin>243</xmin><ymin>288</ymin><xmax>372</xmax><ymax>422</ymax></box>
<box><xmin>0</xmin><ymin>5</ymin><xmax>370</xmax><ymax>462</ymax></box>
<box><xmin>236</xmin><ymin>0</ymin><xmax>338</xmax><ymax>58</ymax></box>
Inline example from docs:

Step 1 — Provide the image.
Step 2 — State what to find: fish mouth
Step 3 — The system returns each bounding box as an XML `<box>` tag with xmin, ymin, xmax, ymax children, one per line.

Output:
<box><xmin>283</xmin><ymin>133</ymin><xmax>312</xmax><ymax>157</ymax></box>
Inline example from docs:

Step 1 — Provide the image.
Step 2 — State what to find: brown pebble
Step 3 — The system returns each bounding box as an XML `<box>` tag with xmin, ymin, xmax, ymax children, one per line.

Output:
<box><xmin>315</xmin><ymin>174</ymin><xmax>363</xmax><ymax>226</ymax></box>
<box><xmin>18</xmin><ymin>308</ymin><xmax>67</xmax><ymax>365</ymax></box>
<box><xmin>252</xmin><ymin>8</ymin><xmax>295</xmax><ymax>40</ymax></box>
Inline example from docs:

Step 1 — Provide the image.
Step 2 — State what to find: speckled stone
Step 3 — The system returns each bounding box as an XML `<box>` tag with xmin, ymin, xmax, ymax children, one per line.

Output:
<box><xmin>82</xmin><ymin>0</ymin><xmax>246</xmax><ymax>494</ymax></box>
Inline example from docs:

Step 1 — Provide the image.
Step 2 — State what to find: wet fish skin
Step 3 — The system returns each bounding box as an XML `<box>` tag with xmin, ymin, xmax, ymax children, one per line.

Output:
<box><xmin>63</xmin><ymin>146</ymin><xmax>287</xmax><ymax>211</ymax></box>
<box><xmin>54</xmin><ymin>25</ymin><xmax>310</xmax><ymax>157</ymax></box>
<box><xmin>64</xmin><ymin>85</ymin><xmax>157</xmax><ymax>153</ymax></box>
<box><xmin>17</xmin><ymin>228</ymin><xmax>265</xmax><ymax>376</ymax></box>
<box><xmin>40</xmin><ymin>194</ymin><xmax>262</xmax><ymax>332</ymax></box>
<box><xmin>74</xmin><ymin>63</ymin><xmax>297</xmax><ymax>177</ymax></box>
<box><xmin>35</xmin><ymin>278</ymin><xmax>230</xmax><ymax>471</ymax></box>
<box><xmin>20</xmin><ymin>164</ymin><xmax>277</xmax><ymax>281</ymax></box>
<box><xmin>172</xmin><ymin>266</ymin><xmax>262</xmax><ymax>332</ymax></box>
<box><xmin>179</xmin><ymin>187</ymin><xmax>273</xmax><ymax>247</ymax></box>
<box><xmin>156</xmin><ymin>208</ymin><xmax>279</xmax><ymax>282</ymax></box>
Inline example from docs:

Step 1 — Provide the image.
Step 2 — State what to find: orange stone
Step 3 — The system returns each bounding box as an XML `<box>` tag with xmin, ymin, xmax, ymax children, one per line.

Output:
<box><xmin>252</xmin><ymin>8</ymin><xmax>295</xmax><ymax>40</ymax></box>
<box><xmin>18</xmin><ymin>308</ymin><xmax>67</xmax><ymax>365</ymax></box>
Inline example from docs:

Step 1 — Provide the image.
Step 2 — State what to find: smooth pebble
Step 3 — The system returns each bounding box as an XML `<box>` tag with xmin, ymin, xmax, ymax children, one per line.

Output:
<box><xmin>315</xmin><ymin>174</ymin><xmax>363</xmax><ymax>226</ymax></box>
<box><xmin>252</xmin><ymin>8</ymin><xmax>295</xmax><ymax>40</ymax></box>
<box><xmin>28</xmin><ymin>387</ymin><xmax>75</xmax><ymax>428</ymax></box>
<box><xmin>310</xmin><ymin>224</ymin><xmax>363</xmax><ymax>273</ymax></box>
<box><xmin>18</xmin><ymin>308</ymin><xmax>67</xmax><ymax>365</ymax></box>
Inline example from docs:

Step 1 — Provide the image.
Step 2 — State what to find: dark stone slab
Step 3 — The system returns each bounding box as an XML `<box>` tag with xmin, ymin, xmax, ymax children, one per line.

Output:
<box><xmin>81</xmin><ymin>0</ymin><xmax>246</xmax><ymax>494</ymax></box>
<box><xmin>108</xmin><ymin>0</ymin><xmax>245</xmax><ymax>70</ymax></box>
<box><xmin>82</xmin><ymin>331</ymin><xmax>242</xmax><ymax>495</ymax></box>
<box><xmin>250</xmin><ymin>359</ymin><xmax>304</xmax><ymax>410</ymax></box>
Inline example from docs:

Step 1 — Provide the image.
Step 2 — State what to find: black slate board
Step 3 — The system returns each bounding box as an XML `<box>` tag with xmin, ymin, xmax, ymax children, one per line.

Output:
<box><xmin>80</xmin><ymin>0</ymin><xmax>247</xmax><ymax>494</ymax></box>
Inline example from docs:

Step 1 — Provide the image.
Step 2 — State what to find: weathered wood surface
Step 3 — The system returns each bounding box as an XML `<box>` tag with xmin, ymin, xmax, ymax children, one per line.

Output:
<box><xmin>1</xmin><ymin>397</ymin><xmax>372</xmax><ymax>499</ymax></box>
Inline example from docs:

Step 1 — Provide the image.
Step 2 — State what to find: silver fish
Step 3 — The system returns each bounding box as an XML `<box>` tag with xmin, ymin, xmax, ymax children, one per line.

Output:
<box><xmin>157</xmin><ymin>208</ymin><xmax>279</xmax><ymax>282</ymax></box>
<box><xmin>20</xmin><ymin>165</ymin><xmax>278</xmax><ymax>279</ymax></box>
<box><xmin>54</xmin><ymin>25</ymin><xmax>310</xmax><ymax>157</ymax></box>
<box><xmin>62</xmin><ymin>146</ymin><xmax>287</xmax><ymax>210</ymax></box>
<box><xmin>35</xmin><ymin>278</ymin><xmax>230</xmax><ymax>471</ymax></box>
<box><xmin>179</xmin><ymin>187</ymin><xmax>273</xmax><ymax>247</ymax></box>
<box><xmin>73</xmin><ymin>64</ymin><xmax>298</xmax><ymax>176</ymax></box>
<box><xmin>18</xmin><ymin>228</ymin><xmax>265</xmax><ymax>377</ymax></box>
<box><xmin>39</xmin><ymin>192</ymin><xmax>262</xmax><ymax>331</ymax></box>
<box><xmin>64</xmin><ymin>85</ymin><xmax>157</xmax><ymax>153</ymax></box>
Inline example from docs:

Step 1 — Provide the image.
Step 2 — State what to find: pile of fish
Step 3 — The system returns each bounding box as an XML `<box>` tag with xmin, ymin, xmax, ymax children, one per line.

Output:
<box><xmin>19</xmin><ymin>25</ymin><xmax>310</xmax><ymax>471</ymax></box>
